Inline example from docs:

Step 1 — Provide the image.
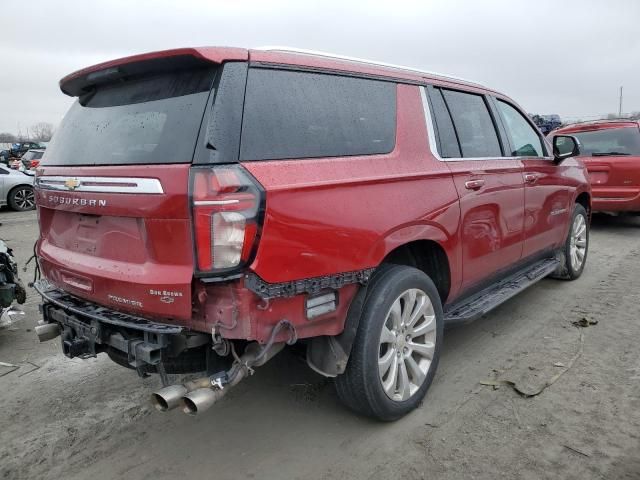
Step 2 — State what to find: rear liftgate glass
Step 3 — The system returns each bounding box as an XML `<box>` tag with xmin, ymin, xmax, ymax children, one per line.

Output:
<box><xmin>44</xmin><ymin>65</ymin><xmax>217</xmax><ymax>166</ymax></box>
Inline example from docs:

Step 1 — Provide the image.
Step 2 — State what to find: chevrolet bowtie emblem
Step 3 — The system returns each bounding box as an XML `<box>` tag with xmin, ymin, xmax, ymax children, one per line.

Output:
<box><xmin>64</xmin><ymin>178</ymin><xmax>81</xmax><ymax>190</ymax></box>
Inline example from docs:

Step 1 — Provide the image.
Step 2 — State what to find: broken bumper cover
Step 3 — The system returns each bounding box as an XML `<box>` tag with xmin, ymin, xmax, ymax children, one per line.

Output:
<box><xmin>33</xmin><ymin>279</ymin><xmax>183</xmax><ymax>367</ymax></box>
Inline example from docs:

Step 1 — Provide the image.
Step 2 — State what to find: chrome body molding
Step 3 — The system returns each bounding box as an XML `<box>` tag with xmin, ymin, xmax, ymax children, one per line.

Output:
<box><xmin>36</xmin><ymin>176</ymin><xmax>164</xmax><ymax>194</ymax></box>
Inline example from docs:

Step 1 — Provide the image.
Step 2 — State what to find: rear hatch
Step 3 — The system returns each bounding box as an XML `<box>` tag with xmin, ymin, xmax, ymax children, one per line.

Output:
<box><xmin>36</xmin><ymin>55</ymin><xmax>219</xmax><ymax>321</ymax></box>
<box><xmin>572</xmin><ymin>125</ymin><xmax>640</xmax><ymax>200</ymax></box>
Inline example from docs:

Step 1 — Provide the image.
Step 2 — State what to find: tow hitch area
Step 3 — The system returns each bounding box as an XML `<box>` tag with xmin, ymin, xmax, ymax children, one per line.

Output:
<box><xmin>33</xmin><ymin>279</ymin><xmax>297</xmax><ymax>415</ymax></box>
<box><xmin>33</xmin><ymin>280</ymin><xmax>187</xmax><ymax>373</ymax></box>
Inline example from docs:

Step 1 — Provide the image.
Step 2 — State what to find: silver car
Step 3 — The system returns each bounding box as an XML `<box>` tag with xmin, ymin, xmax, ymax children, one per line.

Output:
<box><xmin>0</xmin><ymin>164</ymin><xmax>35</xmax><ymax>211</ymax></box>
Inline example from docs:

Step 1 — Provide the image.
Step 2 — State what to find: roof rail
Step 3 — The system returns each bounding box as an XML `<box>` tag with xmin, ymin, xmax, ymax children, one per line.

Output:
<box><xmin>562</xmin><ymin>118</ymin><xmax>640</xmax><ymax>128</ymax></box>
<box><xmin>255</xmin><ymin>46</ymin><xmax>483</xmax><ymax>87</ymax></box>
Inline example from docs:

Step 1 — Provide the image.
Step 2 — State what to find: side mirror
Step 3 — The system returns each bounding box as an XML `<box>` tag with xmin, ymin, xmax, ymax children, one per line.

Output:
<box><xmin>552</xmin><ymin>135</ymin><xmax>581</xmax><ymax>163</ymax></box>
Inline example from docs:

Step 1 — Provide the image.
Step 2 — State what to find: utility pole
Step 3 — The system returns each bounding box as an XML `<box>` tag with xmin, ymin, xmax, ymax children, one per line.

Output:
<box><xmin>619</xmin><ymin>86</ymin><xmax>623</xmax><ymax>117</ymax></box>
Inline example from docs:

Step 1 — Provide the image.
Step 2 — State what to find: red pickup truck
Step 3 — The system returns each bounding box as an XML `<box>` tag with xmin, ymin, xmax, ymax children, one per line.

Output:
<box><xmin>33</xmin><ymin>47</ymin><xmax>590</xmax><ymax>420</ymax></box>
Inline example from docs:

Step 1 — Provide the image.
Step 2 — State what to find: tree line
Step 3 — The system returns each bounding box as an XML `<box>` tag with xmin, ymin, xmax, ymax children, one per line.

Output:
<box><xmin>0</xmin><ymin>122</ymin><xmax>55</xmax><ymax>143</ymax></box>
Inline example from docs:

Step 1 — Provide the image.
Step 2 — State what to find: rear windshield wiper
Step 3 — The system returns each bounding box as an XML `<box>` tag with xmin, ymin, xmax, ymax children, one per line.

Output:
<box><xmin>592</xmin><ymin>152</ymin><xmax>631</xmax><ymax>156</ymax></box>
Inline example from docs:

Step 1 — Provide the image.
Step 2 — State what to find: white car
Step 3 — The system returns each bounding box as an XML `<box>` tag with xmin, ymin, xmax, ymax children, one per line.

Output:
<box><xmin>0</xmin><ymin>164</ymin><xmax>35</xmax><ymax>211</ymax></box>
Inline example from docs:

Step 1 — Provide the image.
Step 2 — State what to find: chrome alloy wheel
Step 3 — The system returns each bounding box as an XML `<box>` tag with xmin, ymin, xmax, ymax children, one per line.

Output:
<box><xmin>569</xmin><ymin>213</ymin><xmax>587</xmax><ymax>271</ymax></box>
<box><xmin>378</xmin><ymin>288</ymin><xmax>436</xmax><ymax>401</ymax></box>
<box><xmin>13</xmin><ymin>187</ymin><xmax>35</xmax><ymax>210</ymax></box>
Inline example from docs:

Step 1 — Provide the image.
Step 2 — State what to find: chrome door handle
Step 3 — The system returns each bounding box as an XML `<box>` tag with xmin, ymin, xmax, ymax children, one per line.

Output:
<box><xmin>464</xmin><ymin>179</ymin><xmax>485</xmax><ymax>190</ymax></box>
<box><xmin>524</xmin><ymin>173</ymin><xmax>539</xmax><ymax>184</ymax></box>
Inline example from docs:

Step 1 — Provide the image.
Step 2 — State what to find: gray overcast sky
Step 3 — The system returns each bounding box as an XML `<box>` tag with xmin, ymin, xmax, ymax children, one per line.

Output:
<box><xmin>1</xmin><ymin>0</ymin><xmax>638</xmax><ymax>134</ymax></box>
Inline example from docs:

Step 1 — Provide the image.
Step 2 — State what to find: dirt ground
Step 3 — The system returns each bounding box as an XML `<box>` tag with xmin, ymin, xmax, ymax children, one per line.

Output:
<box><xmin>0</xmin><ymin>209</ymin><xmax>639</xmax><ymax>480</ymax></box>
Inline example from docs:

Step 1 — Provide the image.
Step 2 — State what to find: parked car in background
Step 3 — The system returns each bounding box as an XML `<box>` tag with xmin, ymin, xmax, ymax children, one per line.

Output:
<box><xmin>0</xmin><ymin>150</ymin><xmax>10</xmax><ymax>165</ymax></box>
<box><xmin>1</xmin><ymin>142</ymin><xmax>45</xmax><ymax>166</ymax></box>
<box><xmin>20</xmin><ymin>149</ymin><xmax>45</xmax><ymax>171</ymax></box>
<box><xmin>33</xmin><ymin>47</ymin><xmax>590</xmax><ymax>421</ymax></box>
<box><xmin>10</xmin><ymin>142</ymin><xmax>42</xmax><ymax>158</ymax></box>
<box><xmin>531</xmin><ymin>114</ymin><xmax>562</xmax><ymax>135</ymax></box>
<box><xmin>550</xmin><ymin>120</ymin><xmax>640</xmax><ymax>214</ymax></box>
<box><xmin>0</xmin><ymin>163</ymin><xmax>35</xmax><ymax>211</ymax></box>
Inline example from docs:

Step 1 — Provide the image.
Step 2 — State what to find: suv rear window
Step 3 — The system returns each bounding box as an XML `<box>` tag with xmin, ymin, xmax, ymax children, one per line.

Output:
<box><xmin>240</xmin><ymin>69</ymin><xmax>396</xmax><ymax>161</ymax></box>
<box><xmin>569</xmin><ymin>127</ymin><xmax>640</xmax><ymax>156</ymax></box>
<box><xmin>42</xmin><ymin>67</ymin><xmax>216</xmax><ymax>166</ymax></box>
<box><xmin>22</xmin><ymin>150</ymin><xmax>44</xmax><ymax>161</ymax></box>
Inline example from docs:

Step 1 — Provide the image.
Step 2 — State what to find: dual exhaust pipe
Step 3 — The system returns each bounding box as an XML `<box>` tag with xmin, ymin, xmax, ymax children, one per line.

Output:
<box><xmin>152</xmin><ymin>341</ymin><xmax>285</xmax><ymax>416</ymax></box>
<box><xmin>151</xmin><ymin>378</ymin><xmax>212</xmax><ymax>413</ymax></box>
<box><xmin>36</xmin><ymin>319</ymin><xmax>289</xmax><ymax>417</ymax></box>
<box><xmin>35</xmin><ymin>321</ymin><xmax>61</xmax><ymax>342</ymax></box>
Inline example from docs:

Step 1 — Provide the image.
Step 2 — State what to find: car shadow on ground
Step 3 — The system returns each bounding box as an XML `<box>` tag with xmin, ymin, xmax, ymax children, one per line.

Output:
<box><xmin>591</xmin><ymin>212</ymin><xmax>640</xmax><ymax>230</ymax></box>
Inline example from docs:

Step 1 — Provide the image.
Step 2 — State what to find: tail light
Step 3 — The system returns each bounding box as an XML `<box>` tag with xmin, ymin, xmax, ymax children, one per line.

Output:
<box><xmin>190</xmin><ymin>165</ymin><xmax>263</xmax><ymax>274</ymax></box>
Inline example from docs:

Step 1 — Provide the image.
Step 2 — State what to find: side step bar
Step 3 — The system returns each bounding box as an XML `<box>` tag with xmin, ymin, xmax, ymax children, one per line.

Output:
<box><xmin>444</xmin><ymin>257</ymin><xmax>560</xmax><ymax>326</ymax></box>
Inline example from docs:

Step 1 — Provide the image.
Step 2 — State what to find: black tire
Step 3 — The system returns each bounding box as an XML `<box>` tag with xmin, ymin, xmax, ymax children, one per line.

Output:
<box><xmin>552</xmin><ymin>204</ymin><xmax>589</xmax><ymax>280</ymax></box>
<box><xmin>8</xmin><ymin>185</ymin><xmax>35</xmax><ymax>211</ymax></box>
<box><xmin>335</xmin><ymin>264</ymin><xmax>444</xmax><ymax>421</ymax></box>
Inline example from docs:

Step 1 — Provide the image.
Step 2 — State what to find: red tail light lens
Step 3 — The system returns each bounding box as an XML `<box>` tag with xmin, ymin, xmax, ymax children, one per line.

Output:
<box><xmin>190</xmin><ymin>165</ymin><xmax>263</xmax><ymax>273</ymax></box>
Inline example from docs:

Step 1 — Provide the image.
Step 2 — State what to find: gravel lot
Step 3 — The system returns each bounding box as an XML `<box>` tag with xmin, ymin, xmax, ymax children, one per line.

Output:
<box><xmin>1</xmin><ymin>209</ymin><xmax>639</xmax><ymax>480</ymax></box>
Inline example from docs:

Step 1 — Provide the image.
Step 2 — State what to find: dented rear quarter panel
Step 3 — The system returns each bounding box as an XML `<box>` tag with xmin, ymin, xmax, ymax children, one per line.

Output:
<box><xmin>242</xmin><ymin>84</ymin><xmax>462</xmax><ymax>302</ymax></box>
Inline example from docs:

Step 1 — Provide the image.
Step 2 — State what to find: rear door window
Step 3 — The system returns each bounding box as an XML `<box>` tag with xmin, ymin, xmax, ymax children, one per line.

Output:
<box><xmin>42</xmin><ymin>68</ymin><xmax>216</xmax><ymax>166</ymax></box>
<box><xmin>240</xmin><ymin>68</ymin><xmax>396</xmax><ymax>161</ymax></box>
<box><xmin>496</xmin><ymin>100</ymin><xmax>544</xmax><ymax>157</ymax></box>
<box><xmin>441</xmin><ymin>89</ymin><xmax>502</xmax><ymax>158</ymax></box>
<box><xmin>427</xmin><ymin>88</ymin><xmax>461</xmax><ymax>158</ymax></box>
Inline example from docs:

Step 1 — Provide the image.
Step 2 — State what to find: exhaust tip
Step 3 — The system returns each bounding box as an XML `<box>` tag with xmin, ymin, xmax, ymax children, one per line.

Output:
<box><xmin>35</xmin><ymin>322</ymin><xmax>60</xmax><ymax>342</ymax></box>
<box><xmin>151</xmin><ymin>385</ymin><xmax>188</xmax><ymax>412</ymax></box>
<box><xmin>182</xmin><ymin>396</ymin><xmax>199</xmax><ymax>416</ymax></box>
<box><xmin>181</xmin><ymin>388</ymin><xmax>219</xmax><ymax>416</ymax></box>
<box><xmin>151</xmin><ymin>393</ymin><xmax>170</xmax><ymax>412</ymax></box>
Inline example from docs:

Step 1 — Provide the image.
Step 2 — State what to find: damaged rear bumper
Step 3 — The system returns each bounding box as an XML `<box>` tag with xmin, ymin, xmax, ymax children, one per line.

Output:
<box><xmin>33</xmin><ymin>279</ymin><xmax>201</xmax><ymax>370</ymax></box>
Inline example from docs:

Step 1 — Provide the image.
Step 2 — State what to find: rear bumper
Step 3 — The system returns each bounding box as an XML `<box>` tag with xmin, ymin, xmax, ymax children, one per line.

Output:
<box><xmin>33</xmin><ymin>280</ymin><xmax>198</xmax><ymax>369</ymax></box>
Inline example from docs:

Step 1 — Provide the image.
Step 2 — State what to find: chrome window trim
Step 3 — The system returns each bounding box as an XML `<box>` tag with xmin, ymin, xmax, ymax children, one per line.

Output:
<box><xmin>36</xmin><ymin>176</ymin><xmax>164</xmax><ymax>194</ymax></box>
<box><xmin>419</xmin><ymin>86</ymin><xmax>553</xmax><ymax>163</ymax></box>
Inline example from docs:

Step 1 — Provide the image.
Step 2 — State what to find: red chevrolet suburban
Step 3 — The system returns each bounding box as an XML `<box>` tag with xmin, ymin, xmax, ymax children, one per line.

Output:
<box><xmin>33</xmin><ymin>47</ymin><xmax>590</xmax><ymax>420</ymax></box>
<box><xmin>550</xmin><ymin>120</ymin><xmax>640</xmax><ymax>214</ymax></box>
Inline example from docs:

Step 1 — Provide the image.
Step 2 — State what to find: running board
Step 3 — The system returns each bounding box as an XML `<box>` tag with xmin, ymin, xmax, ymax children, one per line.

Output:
<box><xmin>444</xmin><ymin>257</ymin><xmax>559</xmax><ymax>326</ymax></box>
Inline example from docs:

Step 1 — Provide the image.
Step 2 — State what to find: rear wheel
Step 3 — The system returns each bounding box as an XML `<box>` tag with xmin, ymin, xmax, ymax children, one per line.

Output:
<box><xmin>335</xmin><ymin>265</ymin><xmax>443</xmax><ymax>421</ymax></box>
<box><xmin>552</xmin><ymin>204</ymin><xmax>589</xmax><ymax>280</ymax></box>
<box><xmin>8</xmin><ymin>185</ymin><xmax>35</xmax><ymax>211</ymax></box>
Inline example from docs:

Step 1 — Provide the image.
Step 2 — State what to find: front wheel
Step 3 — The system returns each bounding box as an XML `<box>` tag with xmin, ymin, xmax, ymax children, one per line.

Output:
<box><xmin>335</xmin><ymin>265</ymin><xmax>444</xmax><ymax>421</ymax></box>
<box><xmin>552</xmin><ymin>204</ymin><xmax>589</xmax><ymax>280</ymax></box>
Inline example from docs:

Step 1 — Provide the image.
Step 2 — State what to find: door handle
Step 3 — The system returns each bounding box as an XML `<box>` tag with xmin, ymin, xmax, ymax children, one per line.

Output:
<box><xmin>464</xmin><ymin>179</ymin><xmax>485</xmax><ymax>190</ymax></box>
<box><xmin>524</xmin><ymin>173</ymin><xmax>539</xmax><ymax>184</ymax></box>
